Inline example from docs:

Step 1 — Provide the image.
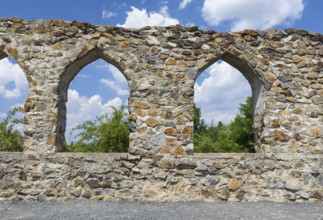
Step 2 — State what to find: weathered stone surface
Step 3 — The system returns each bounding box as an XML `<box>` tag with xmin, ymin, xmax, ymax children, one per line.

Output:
<box><xmin>164</xmin><ymin>128</ymin><xmax>177</xmax><ymax>136</ymax></box>
<box><xmin>308</xmin><ymin>127</ymin><xmax>321</xmax><ymax>137</ymax></box>
<box><xmin>86</xmin><ymin>178</ymin><xmax>100</xmax><ymax>189</ymax></box>
<box><xmin>0</xmin><ymin>19</ymin><xmax>322</xmax><ymax>203</ymax></box>
<box><xmin>0</xmin><ymin>19</ymin><xmax>321</xmax><ymax>156</ymax></box>
<box><xmin>227</xmin><ymin>179</ymin><xmax>244</xmax><ymax>191</ymax></box>
<box><xmin>0</xmin><ymin>153</ymin><xmax>322</xmax><ymax>202</ymax></box>
<box><xmin>152</xmin><ymin>132</ymin><xmax>165</xmax><ymax>146</ymax></box>
<box><xmin>146</xmin><ymin>118</ymin><xmax>163</xmax><ymax>127</ymax></box>
<box><xmin>131</xmin><ymin>102</ymin><xmax>150</xmax><ymax>109</ymax></box>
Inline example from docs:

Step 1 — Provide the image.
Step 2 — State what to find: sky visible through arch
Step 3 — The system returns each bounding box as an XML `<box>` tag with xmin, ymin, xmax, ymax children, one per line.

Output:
<box><xmin>0</xmin><ymin>0</ymin><xmax>322</xmax><ymax>141</ymax></box>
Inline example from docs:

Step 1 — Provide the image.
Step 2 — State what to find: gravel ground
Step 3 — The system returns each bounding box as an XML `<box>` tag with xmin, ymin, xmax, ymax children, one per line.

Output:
<box><xmin>0</xmin><ymin>200</ymin><xmax>322</xmax><ymax>220</ymax></box>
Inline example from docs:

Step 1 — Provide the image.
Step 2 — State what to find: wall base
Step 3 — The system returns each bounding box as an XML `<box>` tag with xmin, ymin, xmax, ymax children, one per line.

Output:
<box><xmin>0</xmin><ymin>152</ymin><xmax>322</xmax><ymax>202</ymax></box>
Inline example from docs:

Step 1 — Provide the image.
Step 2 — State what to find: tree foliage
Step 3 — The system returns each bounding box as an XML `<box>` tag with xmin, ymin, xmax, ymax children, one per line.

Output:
<box><xmin>0</xmin><ymin>106</ymin><xmax>24</xmax><ymax>152</ymax></box>
<box><xmin>193</xmin><ymin>103</ymin><xmax>207</xmax><ymax>134</ymax></box>
<box><xmin>67</xmin><ymin>98</ymin><xmax>254</xmax><ymax>153</ymax></box>
<box><xmin>67</xmin><ymin>106</ymin><xmax>129</xmax><ymax>152</ymax></box>
<box><xmin>194</xmin><ymin>96</ymin><xmax>255</xmax><ymax>153</ymax></box>
<box><xmin>0</xmin><ymin>98</ymin><xmax>254</xmax><ymax>153</ymax></box>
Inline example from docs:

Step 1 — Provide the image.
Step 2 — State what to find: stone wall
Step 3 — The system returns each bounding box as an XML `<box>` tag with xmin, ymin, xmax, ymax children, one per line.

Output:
<box><xmin>0</xmin><ymin>153</ymin><xmax>322</xmax><ymax>202</ymax></box>
<box><xmin>0</xmin><ymin>17</ymin><xmax>322</xmax><ymax>202</ymax></box>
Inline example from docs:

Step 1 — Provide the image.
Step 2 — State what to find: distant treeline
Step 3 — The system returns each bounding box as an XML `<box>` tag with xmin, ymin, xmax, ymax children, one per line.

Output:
<box><xmin>0</xmin><ymin>97</ymin><xmax>254</xmax><ymax>153</ymax></box>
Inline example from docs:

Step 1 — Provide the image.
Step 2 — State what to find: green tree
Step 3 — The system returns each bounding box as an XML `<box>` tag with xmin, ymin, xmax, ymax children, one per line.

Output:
<box><xmin>194</xmin><ymin>96</ymin><xmax>255</xmax><ymax>153</ymax></box>
<box><xmin>0</xmin><ymin>106</ymin><xmax>24</xmax><ymax>152</ymax></box>
<box><xmin>194</xmin><ymin>103</ymin><xmax>211</xmax><ymax>152</ymax></box>
<box><xmin>194</xmin><ymin>133</ymin><xmax>215</xmax><ymax>153</ymax></box>
<box><xmin>239</xmin><ymin>96</ymin><xmax>253</xmax><ymax>119</ymax></box>
<box><xmin>67</xmin><ymin>106</ymin><xmax>129</xmax><ymax>152</ymax></box>
<box><xmin>195</xmin><ymin>121</ymin><xmax>241</xmax><ymax>153</ymax></box>
<box><xmin>193</xmin><ymin>103</ymin><xmax>207</xmax><ymax>135</ymax></box>
<box><xmin>229</xmin><ymin>96</ymin><xmax>255</xmax><ymax>152</ymax></box>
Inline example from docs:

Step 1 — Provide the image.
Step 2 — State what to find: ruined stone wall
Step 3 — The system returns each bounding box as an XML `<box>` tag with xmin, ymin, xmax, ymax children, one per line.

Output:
<box><xmin>0</xmin><ymin>18</ymin><xmax>322</xmax><ymax>202</ymax></box>
<box><xmin>0</xmin><ymin>153</ymin><xmax>322</xmax><ymax>202</ymax></box>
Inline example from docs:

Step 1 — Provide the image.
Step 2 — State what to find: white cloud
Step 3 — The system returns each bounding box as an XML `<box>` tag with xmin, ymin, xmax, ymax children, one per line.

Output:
<box><xmin>100</xmin><ymin>78</ymin><xmax>129</xmax><ymax>96</ymax></box>
<box><xmin>78</xmin><ymin>73</ymin><xmax>89</xmax><ymax>79</ymax></box>
<box><xmin>107</xmin><ymin>65</ymin><xmax>127</xmax><ymax>83</ymax></box>
<box><xmin>95</xmin><ymin>62</ymin><xmax>127</xmax><ymax>83</ymax></box>
<box><xmin>0</xmin><ymin>58</ymin><xmax>28</xmax><ymax>99</ymax></box>
<box><xmin>102</xmin><ymin>10</ymin><xmax>116</xmax><ymax>19</ymax></box>
<box><xmin>95</xmin><ymin>63</ymin><xmax>108</xmax><ymax>69</ymax></box>
<box><xmin>185</xmin><ymin>22</ymin><xmax>195</xmax><ymax>27</ymax></box>
<box><xmin>202</xmin><ymin>0</ymin><xmax>304</xmax><ymax>31</ymax></box>
<box><xmin>66</xmin><ymin>89</ymin><xmax>123</xmax><ymax>142</ymax></box>
<box><xmin>118</xmin><ymin>6</ymin><xmax>179</xmax><ymax>28</ymax></box>
<box><xmin>195</xmin><ymin>61</ymin><xmax>251</xmax><ymax>124</ymax></box>
<box><xmin>179</xmin><ymin>0</ymin><xmax>192</xmax><ymax>9</ymax></box>
<box><xmin>99</xmin><ymin>64</ymin><xmax>129</xmax><ymax>96</ymax></box>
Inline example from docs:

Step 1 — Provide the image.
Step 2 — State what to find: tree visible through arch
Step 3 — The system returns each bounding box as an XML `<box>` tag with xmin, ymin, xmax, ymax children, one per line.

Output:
<box><xmin>0</xmin><ymin>53</ymin><xmax>28</xmax><ymax>151</ymax></box>
<box><xmin>193</xmin><ymin>52</ymin><xmax>263</xmax><ymax>153</ymax></box>
<box><xmin>57</xmin><ymin>49</ymin><xmax>130</xmax><ymax>152</ymax></box>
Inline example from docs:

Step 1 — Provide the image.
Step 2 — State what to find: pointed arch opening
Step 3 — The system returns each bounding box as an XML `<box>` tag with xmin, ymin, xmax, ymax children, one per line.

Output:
<box><xmin>0</xmin><ymin>52</ymin><xmax>28</xmax><ymax>152</ymax></box>
<box><xmin>57</xmin><ymin>49</ymin><xmax>130</xmax><ymax>152</ymax></box>
<box><xmin>194</xmin><ymin>52</ymin><xmax>263</xmax><ymax>153</ymax></box>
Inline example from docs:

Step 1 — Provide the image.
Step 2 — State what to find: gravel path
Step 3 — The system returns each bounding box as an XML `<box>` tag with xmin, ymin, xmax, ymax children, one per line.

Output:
<box><xmin>0</xmin><ymin>200</ymin><xmax>322</xmax><ymax>220</ymax></box>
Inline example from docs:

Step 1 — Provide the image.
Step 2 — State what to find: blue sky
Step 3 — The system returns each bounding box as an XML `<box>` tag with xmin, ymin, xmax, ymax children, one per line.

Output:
<box><xmin>0</xmin><ymin>0</ymin><xmax>322</xmax><ymax>142</ymax></box>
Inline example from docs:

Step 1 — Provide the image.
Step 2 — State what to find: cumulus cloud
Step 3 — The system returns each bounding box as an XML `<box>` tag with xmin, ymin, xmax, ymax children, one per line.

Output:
<box><xmin>98</xmin><ymin>64</ymin><xmax>129</xmax><ymax>96</ymax></box>
<box><xmin>102</xmin><ymin>10</ymin><xmax>116</xmax><ymax>19</ymax></box>
<box><xmin>195</xmin><ymin>61</ymin><xmax>251</xmax><ymax>124</ymax></box>
<box><xmin>66</xmin><ymin>61</ymin><xmax>129</xmax><ymax>142</ymax></box>
<box><xmin>100</xmin><ymin>78</ymin><xmax>129</xmax><ymax>96</ymax></box>
<box><xmin>107</xmin><ymin>64</ymin><xmax>127</xmax><ymax>83</ymax></box>
<box><xmin>66</xmin><ymin>89</ymin><xmax>123</xmax><ymax>142</ymax></box>
<box><xmin>118</xmin><ymin>6</ymin><xmax>179</xmax><ymax>28</ymax></box>
<box><xmin>202</xmin><ymin>0</ymin><xmax>304</xmax><ymax>31</ymax></box>
<box><xmin>179</xmin><ymin>0</ymin><xmax>192</xmax><ymax>9</ymax></box>
<box><xmin>0</xmin><ymin>58</ymin><xmax>28</xmax><ymax>99</ymax></box>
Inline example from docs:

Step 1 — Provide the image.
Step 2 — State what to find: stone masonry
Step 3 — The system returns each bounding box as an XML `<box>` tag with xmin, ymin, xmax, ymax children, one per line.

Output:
<box><xmin>0</xmin><ymin>17</ymin><xmax>322</xmax><ymax>202</ymax></box>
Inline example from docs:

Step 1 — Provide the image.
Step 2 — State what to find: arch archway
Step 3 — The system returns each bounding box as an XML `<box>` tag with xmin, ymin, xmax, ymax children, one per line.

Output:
<box><xmin>197</xmin><ymin>52</ymin><xmax>263</xmax><ymax>117</ymax></box>
<box><xmin>0</xmin><ymin>51</ymin><xmax>28</xmax><ymax>151</ymax></box>
<box><xmin>57</xmin><ymin>48</ymin><xmax>130</xmax><ymax>151</ymax></box>
<box><xmin>195</xmin><ymin>52</ymin><xmax>264</xmax><ymax>152</ymax></box>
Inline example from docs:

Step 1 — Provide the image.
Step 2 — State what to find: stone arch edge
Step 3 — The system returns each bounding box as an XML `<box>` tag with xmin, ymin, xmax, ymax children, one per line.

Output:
<box><xmin>194</xmin><ymin>51</ymin><xmax>267</xmax><ymax>153</ymax></box>
<box><xmin>54</xmin><ymin>47</ymin><xmax>131</xmax><ymax>152</ymax></box>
